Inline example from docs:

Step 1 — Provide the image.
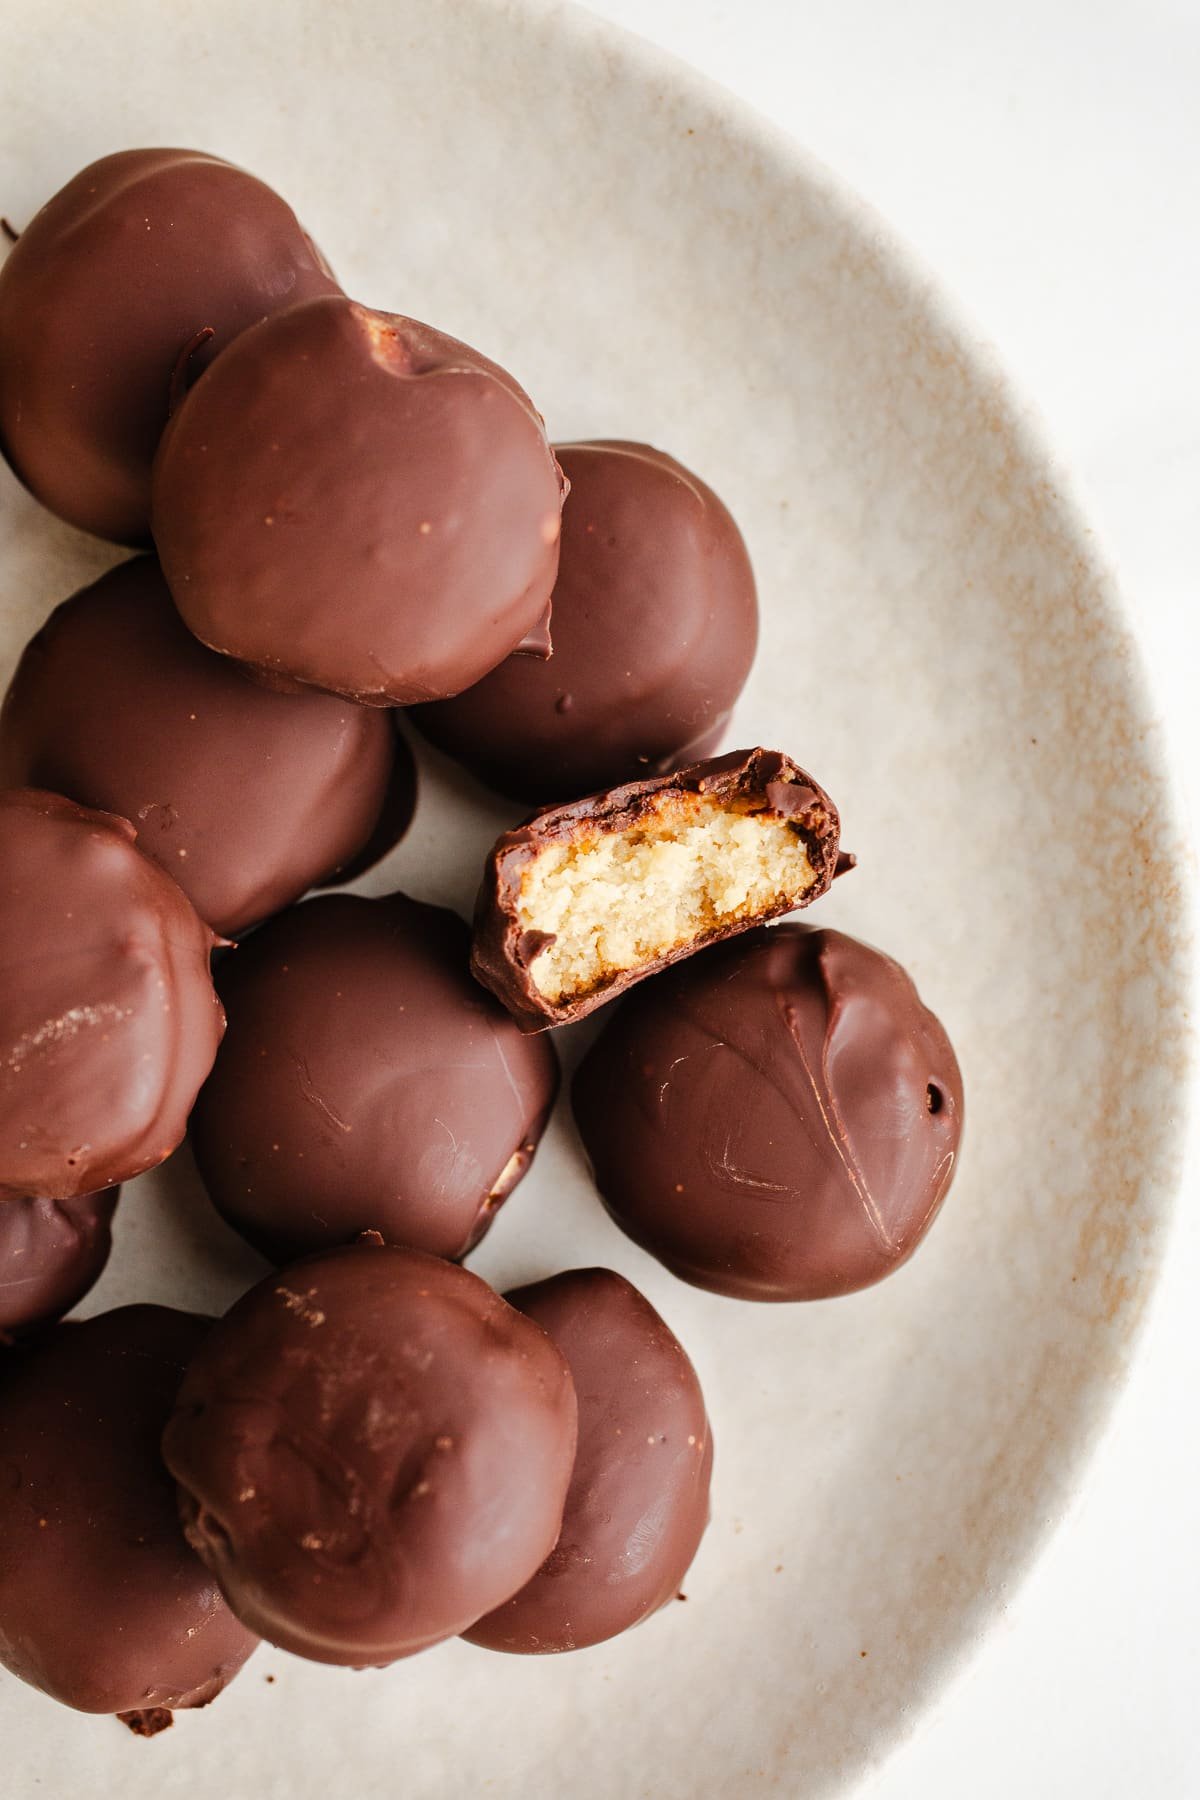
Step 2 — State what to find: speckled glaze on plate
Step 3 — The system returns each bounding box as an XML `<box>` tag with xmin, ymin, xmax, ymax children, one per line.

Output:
<box><xmin>0</xmin><ymin>1</ymin><xmax>1189</xmax><ymax>1795</ymax></box>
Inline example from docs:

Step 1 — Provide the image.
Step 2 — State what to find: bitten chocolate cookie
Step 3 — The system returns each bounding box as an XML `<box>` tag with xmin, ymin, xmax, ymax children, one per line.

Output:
<box><xmin>572</xmin><ymin>925</ymin><xmax>963</xmax><ymax>1300</ymax></box>
<box><xmin>412</xmin><ymin>440</ymin><xmax>757</xmax><ymax>802</ymax></box>
<box><xmin>472</xmin><ymin>748</ymin><xmax>843</xmax><ymax>1029</ymax></box>
<box><xmin>465</xmin><ymin>1268</ymin><xmax>712</xmax><ymax>1654</ymax></box>
<box><xmin>190</xmin><ymin>892</ymin><xmax>558</xmax><ymax>1263</ymax></box>
<box><xmin>162</xmin><ymin>1243</ymin><xmax>578</xmax><ymax>1665</ymax></box>
<box><xmin>0</xmin><ymin>1306</ymin><xmax>258</xmax><ymax>1717</ymax></box>
<box><xmin>0</xmin><ymin>557</ymin><xmax>411</xmax><ymax>936</ymax></box>
<box><xmin>152</xmin><ymin>295</ymin><xmax>564</xmax><ymax>705</ymax></box>
<box><xmin>0</xmin><ymin>148</ymin><xmax>338</xmax><ymax>542</ymax></box>
<box><xmin>0</xmin><ymin>789</ymin><xmax>223</xmax><ymax>1202</ymax></box>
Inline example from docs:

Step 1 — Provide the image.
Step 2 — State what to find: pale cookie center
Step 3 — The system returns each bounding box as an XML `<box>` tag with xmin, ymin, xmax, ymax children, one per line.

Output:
<box><xmin>517</xmin><ymin>792</ymin><xmax>816</xmax><ymax>1004</ymax></box>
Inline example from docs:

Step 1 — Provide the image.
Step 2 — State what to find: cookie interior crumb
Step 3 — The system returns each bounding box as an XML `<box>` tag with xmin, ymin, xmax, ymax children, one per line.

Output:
<box><xmin>517</xmin><ymin>790</ymin><xmax>816</xmax><ymax>1003</ymax></box>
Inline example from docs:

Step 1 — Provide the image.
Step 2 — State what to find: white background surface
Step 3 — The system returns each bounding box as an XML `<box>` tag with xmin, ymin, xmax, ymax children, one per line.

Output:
<box><xmin>580</xmin><ymin>2</ymin><xmax>1200</xmax><ymax>1795</ymax></box>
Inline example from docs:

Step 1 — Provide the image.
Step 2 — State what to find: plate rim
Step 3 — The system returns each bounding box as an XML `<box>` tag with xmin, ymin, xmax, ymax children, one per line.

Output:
<box><xmin>547</xmin><ymin>0</ymin><xmax>1197</xmax><ymax>1774</ymax></box>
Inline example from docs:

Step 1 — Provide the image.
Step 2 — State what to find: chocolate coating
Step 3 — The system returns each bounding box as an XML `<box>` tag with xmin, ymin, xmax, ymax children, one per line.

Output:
<box><xmin>190</xmin><ymin>892</ymin><xmax>558</xmax><ymax>1263</ymax></box>
<box><xmin>0</xmin><ymin>557</ymin><xmax>411</xmax><ymax>936</ymax></box>
<box><xmin>0</xmin><ymin>1188</ymin><xmax>118</xmax><ymax>1338</ymax></box>
<box><xmin>162</xmin><ymin>1243</ymin><xmax>578</xmax><ymax>1665</ymax></box>
<box><xmin>0</xmin><ymin>789</ymin><xmax>224</xmax><ymax>1201</ymax></box>
<box><xmin>572</xmin><ymin>926</ymin><xmax>964</xmax><ymax>1301</ymax></box>
<box><xmin>0</xmin><ymin>1305</ymin><xmax>258</xmax><ymax>1714</ymax></box>
<box><xmin>465</xmin><ymin>1269</ymin><xmax>712</xmax><ymax>1654</ymax></box>
<box><xmin>472</xmin><ymin>748</ymin><xmax>843</xmax><ymax>1030</ymax></box>
<box><xmin>413</xmin><ymin>440</ymin><xmax>758</xmax><ymax>803</ymax></box>
<box><xmin>152</xmin><ymin>295</ymin><xmax>565</xmax><ymax>705</ymax></box>
<box><xmin>0</xmin><ymin>148</ymin><xmax>338</xmax><ymax>543</ymax></box>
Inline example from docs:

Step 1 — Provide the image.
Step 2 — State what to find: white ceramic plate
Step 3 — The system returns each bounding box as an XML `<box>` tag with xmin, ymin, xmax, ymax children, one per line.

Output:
<box><xmin>0</xmin><ymin>1</ymin><xmax>1190</xmax><ymax>1794</ymax></box>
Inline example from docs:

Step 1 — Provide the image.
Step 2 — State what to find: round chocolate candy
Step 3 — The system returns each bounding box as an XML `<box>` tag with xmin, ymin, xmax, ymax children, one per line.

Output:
<box><xmin>0</xmin><ymin>1305</ymin><xmax>258</xmax><ymax>1718</ymax></box>
<box><xmin>572</xmin><ymin>925</ymin><xmax>964</xmax><ymax>1301</ymax></box>
<box><xmin>464</xmin><ymin>1268</ymin><xmax>712</xmax><ymax>1654</ymax></box>
<box><xmin>0</xmin><ymin>789</ymin><xmax>224</xmax><ymax>1202</ymax></box>
<box><xmin>190</xmin><ymin>891</ymin><xmax>558</xmax><ymax>1263</ymax></box>
<box><xmin>151</xmin><ymin>294</ymin><xmax>565</xmax><ymax>705</ymax></box>
<box><xmin>0</xmin><ymin>1188</ymin><xmax>118</xmax><ymax>1339</ymax></box>
<box><xmin>0</xmin><ymin>557</ymin><xmax>412</xmax><ymax>936</ymax></box>
<box><xmin>0</xmin><ymin>148</ymin><xmax>339</xmax><ymax>543</ymax></box>
<box><xmin>413</xmin><ymin>440</ymin><xmax>758</xmax><ymax>802</ymax></box>
<box><xmin>162</xmin><ymin>1242</ymin><xmax>578</xmax><ymax>1665</ymax></box>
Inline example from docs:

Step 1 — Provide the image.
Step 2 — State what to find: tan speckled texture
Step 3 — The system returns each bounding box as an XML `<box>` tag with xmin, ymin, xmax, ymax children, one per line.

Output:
<box><xmin>0</xmin><ymin>0</ymin><xmax>1189</xmax><ymax>1794</ymax></box>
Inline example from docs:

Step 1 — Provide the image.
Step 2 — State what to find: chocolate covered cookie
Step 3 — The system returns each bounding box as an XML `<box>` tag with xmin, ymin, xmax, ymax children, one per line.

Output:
<box><xmin>0</xmin><ymin>1188</ymin><xmax>119</xmax><ymax>1339</ymax></box>
<box><xmin>0</xmin><ymin>790</ymin><xmax>223</xmax><ymax>1201</ymax></box>
<box><xmin>152</xmin><ymin>296</ymin><xmax>564</xmax><ymax>704</ymax></box>
<box><xmin>413</xmin><ymin>441</ymin><xmax>757</xmax><ymax>802</ymax></box>
<box><xmin>0</xmin><ymin>148</ymin><xmax>338</xmax><ymax>542</ymax></box>
<box><xmin>190</xmin><ymin>892</ymin><xmax>558</xmax><ymax>1262</ymax></box>
<box><xmin>572</xmin><ymin>925</ymin><xmax>963</xmax><ymax>1300</ymax></box>
<box><xmin>465</xmin><ymin>1269</ymin><xmax>712</xmax><ymax>1653</ymax></box>
<box><xmin>163</xmin><ymin>1243</ymin><xmax>578</xmax><ymax>1664</ymax></box>
<box><xmin>0</xmin><ymin>557</ymin><xmax>411</xmax><ymax>935</ymax></box>
<box><xmin>0</xmin><ymin>1306</ymin><xmax>258</xmax><ymax>1717</ymax></box>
